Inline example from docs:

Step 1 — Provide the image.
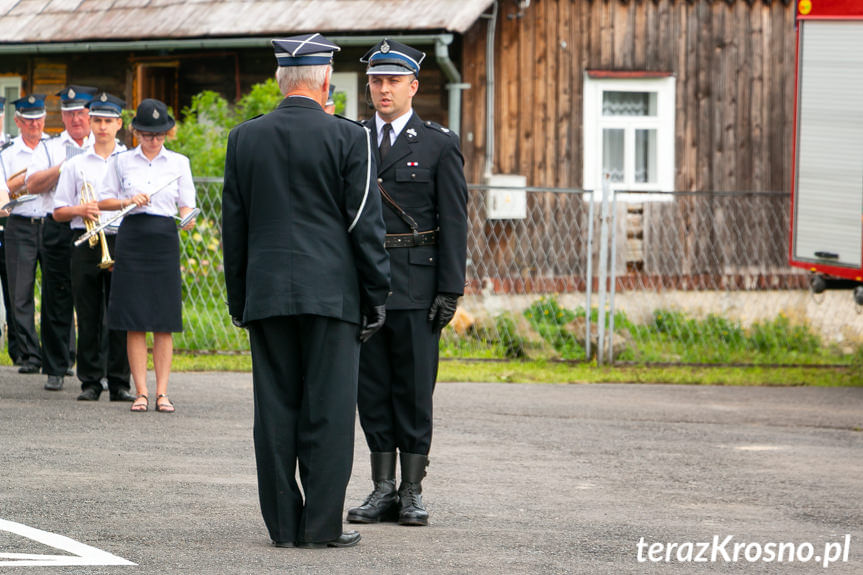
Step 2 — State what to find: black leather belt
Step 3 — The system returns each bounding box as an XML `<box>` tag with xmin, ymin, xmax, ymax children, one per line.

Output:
<box><xmin>10</xmin><ymin>214</ymin><xmax>45</xmax><ymax>224</ymax></box>
<box><xmin>385</xmin><ymin>229</ymin><xmax>437</xmax><ymax>249</ymax></box>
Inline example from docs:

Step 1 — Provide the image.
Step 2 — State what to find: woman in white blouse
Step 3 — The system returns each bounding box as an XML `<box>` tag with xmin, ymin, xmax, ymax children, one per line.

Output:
<box><xmin>99</xmin><ymin>99</ymin><xmax>196</xmax><ymax>413</ymax></box>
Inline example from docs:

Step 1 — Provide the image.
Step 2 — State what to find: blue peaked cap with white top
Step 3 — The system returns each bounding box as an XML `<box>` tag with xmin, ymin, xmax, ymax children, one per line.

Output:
<box><xmin>272</xmin><ymin>33</ymin><xmax>340</xmax><ymax>67</ymax></box>
<box><xmin>361</xmin><ymin>38</ymin><xmax>426</xmax><ymax>76</ymax></box>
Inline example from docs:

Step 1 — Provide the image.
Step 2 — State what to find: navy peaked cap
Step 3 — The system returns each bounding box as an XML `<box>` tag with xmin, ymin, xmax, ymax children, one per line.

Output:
<box><xmin>13</xmin><ymin>94</ymin><xmax>47</xmax><ymax>118</ymax></box>
<box><xmin>361</xmin><ymin>38</ymin><xmax>425</xmax><ymax>76</ymax></box>
<box><xmin>88</xmin><ymin>92</ymin><xmax>126</xmax><ymax>118</ymax></box>
<box><xmin>272</xmin><ymin>33</ymin><xmax>340</xmax><ymax>67</ymax></box>
<box><xmin>56</xmin><ymin>85</ymin><xmax>98</xmax><ymax>110</ymax></box>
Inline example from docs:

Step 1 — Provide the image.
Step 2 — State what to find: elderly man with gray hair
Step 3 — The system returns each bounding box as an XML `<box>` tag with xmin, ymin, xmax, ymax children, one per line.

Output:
<box><xmin>222</xmin><ymin>33</ymin><xmax>390</xmax><ymax>549</ymax></box>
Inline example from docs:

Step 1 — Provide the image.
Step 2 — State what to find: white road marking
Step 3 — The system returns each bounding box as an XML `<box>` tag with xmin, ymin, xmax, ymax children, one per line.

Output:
<box><xmin>0</xmin><ymin>519</ymin><xmax>135</xmax><ymax>567</ymax></box>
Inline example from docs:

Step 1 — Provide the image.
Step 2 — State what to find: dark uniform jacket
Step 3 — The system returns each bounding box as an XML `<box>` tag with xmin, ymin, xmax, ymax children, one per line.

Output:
<box><xmin>222</xmin><ymin>97</ymin><xmax>390</xmax><ymax>325</ymax></box>
<box><xmin>364</xmin><ymin>111</ymin><xmax>468</xmax><ymax>310</ymax></box>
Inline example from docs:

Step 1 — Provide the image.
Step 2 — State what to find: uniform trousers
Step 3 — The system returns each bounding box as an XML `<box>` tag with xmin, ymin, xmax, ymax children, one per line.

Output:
<box><xmin>358</xmin><ymin>308</ymin><xmax>440</xmax><ymax>456</ymax></box>
<box><xmin>41</xmin><ymin>218</ymin><xmax>75</xmax><ymax>376</ymax></box>
<box><xmin>0</xmin><ymin>225</ymin><xmax>22</xmax><ymax>362</ymax></box>
<box><xmin>71</xmin><ymin>235</ymin><xmax>130</xmax><ymax>392</ymax></box>
<box><xmin>249</xmin><ymin>314</ymin><xmax>359</xmax><ymax>544</ymax></box>
<box><xmin>5</xmin><ymin>216</ymin><xmax>46</xmax><ymax>369</ymax></box>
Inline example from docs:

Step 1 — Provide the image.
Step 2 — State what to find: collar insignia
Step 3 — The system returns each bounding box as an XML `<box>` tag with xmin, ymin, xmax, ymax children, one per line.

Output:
<box><xmin>406</xmin><ymin>128</ymin><xmax>417</xmax><ymax>138</ymax></box>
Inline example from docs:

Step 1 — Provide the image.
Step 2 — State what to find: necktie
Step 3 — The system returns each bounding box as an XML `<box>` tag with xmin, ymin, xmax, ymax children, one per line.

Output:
<box><xmin>380</xmin><ymin>123</ymin><xmax>392</xmax><ymax>160</ymax></box>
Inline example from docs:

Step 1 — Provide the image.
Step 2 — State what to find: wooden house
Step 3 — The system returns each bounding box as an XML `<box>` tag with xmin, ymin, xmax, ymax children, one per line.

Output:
<box><xmin>0</xmin><ymin>0</ymin><xmax>799</xmax><ymax>287</ymax></box>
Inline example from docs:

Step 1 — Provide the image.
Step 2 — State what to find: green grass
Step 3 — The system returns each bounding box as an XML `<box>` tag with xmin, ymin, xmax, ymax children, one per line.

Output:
<box><xmin>71</xmin><ymin>353</ymin><xmax>859</xmax><ymax>387</ymax></box>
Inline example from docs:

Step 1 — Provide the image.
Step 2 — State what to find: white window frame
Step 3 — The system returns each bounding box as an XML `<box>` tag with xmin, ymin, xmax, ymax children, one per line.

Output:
<box><xmin>0</xmin><ymin>76</ymin><xmax>22</xmax><ymax>137</ymax></box>
<box><xmin>583</xmin><ymin>74</ymin><xmax>676</xmax><ymax>200</ymax></box>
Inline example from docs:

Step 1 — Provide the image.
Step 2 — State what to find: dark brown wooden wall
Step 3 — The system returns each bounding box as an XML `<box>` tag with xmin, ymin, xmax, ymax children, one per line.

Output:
<box><xmin>460</xmin><ymin>0</ymin><xmax>797</xmax><ymax>193</ymax></box>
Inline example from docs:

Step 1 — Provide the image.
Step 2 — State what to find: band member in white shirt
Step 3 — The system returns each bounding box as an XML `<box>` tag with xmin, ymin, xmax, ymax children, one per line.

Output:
<box><xmin>99</xmin><ymin>98</ymin><xmax>196</xmax><ymax>413</ymax></box>
<box><xmin>54</xmin><ymin>92</ymin><xmax>134</xmax><ymax>403</ymax></box>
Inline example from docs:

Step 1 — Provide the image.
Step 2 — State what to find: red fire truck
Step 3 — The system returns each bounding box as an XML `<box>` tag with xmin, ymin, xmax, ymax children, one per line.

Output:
<box><xmin>790</xmin><ymin>0</ymin><xmax>863</xmax><ymax>303</ymax></box>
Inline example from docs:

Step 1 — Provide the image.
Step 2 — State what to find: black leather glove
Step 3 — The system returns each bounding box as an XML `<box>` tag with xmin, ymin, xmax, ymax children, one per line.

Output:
<box><xmin>231</xmin><ymin>316</ymin><xmax>247</xmax><ymax>329</ymax></box>
<box><xmin>360</xmin><ymin>304</ymin><xmax>387</xmax><ymax>342</ymax></box>
<box><xmin>427</xmin><ymin>294</ymin><xmax>459</xmax><ymax>332</ymax></box>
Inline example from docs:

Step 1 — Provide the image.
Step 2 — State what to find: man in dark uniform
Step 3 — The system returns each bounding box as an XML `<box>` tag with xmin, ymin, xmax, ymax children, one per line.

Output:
<box><xmin>222</xmin><ymin>33</ymin><xmax>390</xmax><ymax>549</ymax></box>
<box><xmin>346</xmin><ymin>39</ymin><xmax>468</xmax><ymax>527</ymax></box>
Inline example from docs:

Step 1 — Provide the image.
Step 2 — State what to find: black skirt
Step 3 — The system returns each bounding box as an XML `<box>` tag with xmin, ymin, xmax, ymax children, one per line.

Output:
<box><xmin>108</xmin><ymin>214</ymin><xmax>183</xmax><ymax>332</ymax></box>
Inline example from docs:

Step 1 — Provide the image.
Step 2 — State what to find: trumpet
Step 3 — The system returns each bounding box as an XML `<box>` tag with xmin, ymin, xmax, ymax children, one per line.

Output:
<box><xmin>79</xmin><ymin>171</ymin><xmax>114</xmax><ymax>270</ymax></box>
<box><xmin>7</xmin><ymin>168</ymin><xmax>28</xmax><ymax>200</ymax></box>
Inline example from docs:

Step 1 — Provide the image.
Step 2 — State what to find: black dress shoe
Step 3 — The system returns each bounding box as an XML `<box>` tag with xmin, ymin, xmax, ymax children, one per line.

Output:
<box><xmin>77</xmin><ymin>387</ymin><xmax>101</xmax><ymax>401</ymax></box>
<box><xmin>18</xmin><ymin>363</ymin><xmax>40</xmax><ymax>374</ymax></box>
<box><xmin>296</xmin><ymin>531</ymin><xmax>361</xmax><ymax>549</ymax></box>
<box><xmin>109</xmin><ymin>389</ymin><xmax>137</xmax><ymax>402</ymax></box>
<box><xmin>44</xmin><ymin>376</ymin><xmax>64</xmax><ymax>391</ymax></box>
<box><xmin>271</xmin><ymin>540</ymin><xmax>295</xmax><ymax>548</ymax></box>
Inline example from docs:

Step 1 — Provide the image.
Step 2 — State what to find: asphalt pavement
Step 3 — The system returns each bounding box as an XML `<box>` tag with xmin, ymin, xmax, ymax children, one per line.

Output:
<box><xmin>0</xmin><ymin>367</ymin><xmax>861</xmax><ymax>574</ymax></box>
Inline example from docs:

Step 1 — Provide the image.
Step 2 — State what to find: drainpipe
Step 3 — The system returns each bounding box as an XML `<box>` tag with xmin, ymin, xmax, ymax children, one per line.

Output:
<box><xmin>433</xmin><ymin>37</ymin><xmax>470</xmax><ymax>137</ymax></box>
<box><xmin>481</xmin><ymin>1</ymin><xmax>498</xmax><ymax>179</ymax></box>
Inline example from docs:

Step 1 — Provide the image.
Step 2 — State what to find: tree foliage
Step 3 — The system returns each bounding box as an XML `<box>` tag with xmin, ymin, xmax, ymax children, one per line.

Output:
<box><xmin>169</xmin><ymin>79</ymin><xmax>346</xmax><ymax>177</ymax></box>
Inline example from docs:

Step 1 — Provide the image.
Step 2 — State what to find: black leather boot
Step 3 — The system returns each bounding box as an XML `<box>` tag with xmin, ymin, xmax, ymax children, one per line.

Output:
<box><xmin>346</xmin><ymin>452</ymin><xmax>399</xmax><ymax>523</ymax></box>
<box><xmin>398</xmin><ymin>452</ymin><xmax>429</xmax><ymax>526</ymax></box>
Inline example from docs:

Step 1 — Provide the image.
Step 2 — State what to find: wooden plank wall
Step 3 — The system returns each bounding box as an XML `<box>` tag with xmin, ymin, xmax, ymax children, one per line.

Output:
<box><xmin>459</xmin><ymin>0</ymin><xmax>797</xmax><ymax>284</ymax></box>
<box><xmin>460</xmin><ymin>0</ymin><xmax>796</xmax><ymax>192</ymax></box>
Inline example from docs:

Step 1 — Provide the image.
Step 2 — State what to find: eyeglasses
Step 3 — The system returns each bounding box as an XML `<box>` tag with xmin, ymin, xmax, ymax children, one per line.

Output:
<box><xmin>139</xmin><ymin>132</ymin><xmax>167</xmax><ymax>140</ymax></box>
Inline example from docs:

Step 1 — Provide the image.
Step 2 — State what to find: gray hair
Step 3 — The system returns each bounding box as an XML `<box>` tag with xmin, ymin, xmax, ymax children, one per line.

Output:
<box><xmin>276</xmin><ymin>65</ymin><xmax>331</xmax><ymax>95</ymax></box>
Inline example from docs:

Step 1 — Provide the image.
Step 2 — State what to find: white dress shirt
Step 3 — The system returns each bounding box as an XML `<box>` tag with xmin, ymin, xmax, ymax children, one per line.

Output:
<box><xmin>0</xmin><ymin>134</ymin><xmax>50</xmax><ymax>217</ymax></box>
<box><xmin>100</xmin><ymin>145</ymin><xmax>196</xmax><ymax>217</ymax></box>
<box><xmin>375</xmin><ymin>110</ymin><xmax>413</xmax><ymax>148</ymax></box>
<box><xmin>25</xmin><ymin>130</ymin><xmax>95</xmax><ymax>215</ymax></box>
<box><xmin>53</xmin><ymin>143</ymin><xmax>127</xmax><ymax>230</ymax></box>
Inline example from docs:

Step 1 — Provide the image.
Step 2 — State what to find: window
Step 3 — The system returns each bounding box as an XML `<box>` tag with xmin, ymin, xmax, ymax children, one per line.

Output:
<box><xmin>0</xmin><ymin>76</ymin><xmax>22</xmax><ymax>137</ymax></box>
<box><xmin>583</xmin><ymin>73</ymin><xmax>675</xmax><ymax>198</ymax></box>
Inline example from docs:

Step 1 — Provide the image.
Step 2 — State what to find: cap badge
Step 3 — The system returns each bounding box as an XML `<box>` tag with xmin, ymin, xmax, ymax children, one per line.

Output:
<box><xmin>28</xmin><ymin>96</ymin><xmax>35</xmax><ymax>104</ymax></box>
<box><xmin>100</xmin><ymin>93</ymin><xmax>108</xmax><ymax>102</ymax></box>
<box><xmin>381</xmin><ymin>40</ymin><xmax>390</xmax><ymax>54</ymax></box>
<box><xmin>152</xmin><ymin>109</ymin><xmax>160</xmax><ymax>120</ymax></box>
<box><xmin>68</xmin><ymin>88</ymin><xmax>76</xmax><ymax>99</ymax></box>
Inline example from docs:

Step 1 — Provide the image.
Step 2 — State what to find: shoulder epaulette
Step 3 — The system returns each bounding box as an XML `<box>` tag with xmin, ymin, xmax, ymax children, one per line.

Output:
<box><xmin>0</xmin><ymin>140</ymin><xmax>13</xmax><ymax>153</ymax></box>
<box><xmin>334</xmin><ymin>114</ymin><xmax>364</xmax><ymax>128</ymax></box>
<box><xmin>423</xmin><ymin>121</ymin><xmax>453</xmax><ymax>135</ymax></box>
<box><xmin>235</xmin><ymin>113</ymin><xmax>264</xmax><ymax>128</ymax></box>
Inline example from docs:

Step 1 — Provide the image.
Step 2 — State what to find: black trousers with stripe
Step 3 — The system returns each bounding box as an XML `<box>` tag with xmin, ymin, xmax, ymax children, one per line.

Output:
<box><xmin>249</xmin><ymin>314</ymin><xmax>359</xmax><ymax>544</ymax></box>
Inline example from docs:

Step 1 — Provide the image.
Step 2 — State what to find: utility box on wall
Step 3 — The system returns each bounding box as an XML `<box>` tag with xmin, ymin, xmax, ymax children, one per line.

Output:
<box><xmin>485</xmin><ymin>174</ymin><xmax>527</xmax><ymax>220</ymax></box>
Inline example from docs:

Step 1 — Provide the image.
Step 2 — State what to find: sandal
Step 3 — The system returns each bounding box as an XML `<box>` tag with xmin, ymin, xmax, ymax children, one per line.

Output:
<box><xmin>155</xmin><ymin>394</ymin><xmax>175</xmax><ymax>413</ymax></box>
<box><xmin>130</xmin><ymin>394</ymin><xmax>149</xmax><ymax>413</ymax></box>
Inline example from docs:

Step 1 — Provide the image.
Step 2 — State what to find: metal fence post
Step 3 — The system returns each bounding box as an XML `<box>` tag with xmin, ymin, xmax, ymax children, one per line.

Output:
<box><xmin>596</xmin><ymin>176</ymin><xmax>611</xmax><ymax>365</ymax></box>
<box><xmin>608</xmin><ymin>189</ymin><xmax>618</xmax><ymax>364</ymax></box>
<box><xmin>585</xmin><ymin>190</ymin><xmax>595</xmax><ymax>361</ymax></box>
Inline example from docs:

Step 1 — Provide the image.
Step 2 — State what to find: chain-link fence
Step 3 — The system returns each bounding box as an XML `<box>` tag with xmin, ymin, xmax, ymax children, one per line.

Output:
<box><xmin>147</xmin><ymin>181</ymin><xmax>863</xmax><ymax>364</ymax></box>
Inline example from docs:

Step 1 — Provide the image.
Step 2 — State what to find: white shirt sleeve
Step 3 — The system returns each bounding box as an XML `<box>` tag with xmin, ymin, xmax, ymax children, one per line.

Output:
<box><xmin>52</xmin><ymin>156</ymin><xmax>80</xmax><ymax>210</ymax></box>
<box><xmin>177</xmin><ymin>155</ymin><xmax>196</xmax><ymax>208</ymax></box>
